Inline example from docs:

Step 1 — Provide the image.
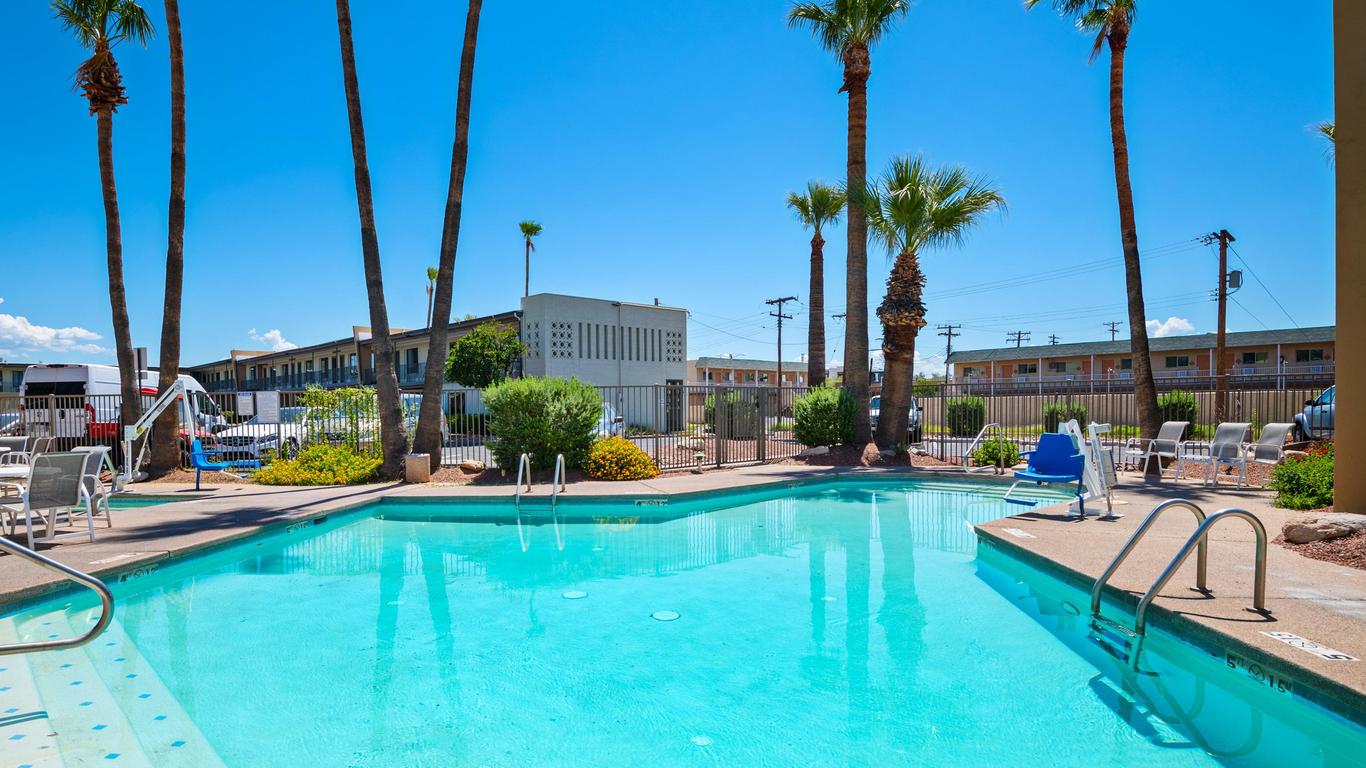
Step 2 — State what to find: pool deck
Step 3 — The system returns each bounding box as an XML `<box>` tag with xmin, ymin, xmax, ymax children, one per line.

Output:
<box><xmin>2</xmin><ymin>464</ymin><xmax>1364</xmax><ymax>719</ymax></box>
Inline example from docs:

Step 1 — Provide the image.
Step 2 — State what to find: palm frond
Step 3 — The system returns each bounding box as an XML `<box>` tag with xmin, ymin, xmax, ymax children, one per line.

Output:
<box><xmin>426</xmin><ymin>266</ymin><xmax>439</xmax><ymax>282</ymax></box>
<box><xmin>787</xmin><ymin>0</ymin><xmax>908</xmax><ymax>59</ymax></box>
<box><xmin>110</xmin><ymin>0</ymin><xmax>154</xmax><ymax>47</ymax></box>
<box><xmin>1024</xmin><ymin>0</ymin><xmax>1133</xmax><ymax>62</ymax></box>
<box><xmin>788</xmin><ymin>180</ymin><xmax>846</xmax><ymax>233</ymax></box>
<box><xmin>52</xmin><ymin>0</ymin><xmax>153</xmax><ymax>49</ymax></box>
<box><xmin>865</xmin><ymin>154</ymin><xmax>1005</xmax><ymax>257</ymax></box>
<box><xmin>518</xmin><ymin>220</ymin><xmax>543</xmax><ymax>238</ymax></box>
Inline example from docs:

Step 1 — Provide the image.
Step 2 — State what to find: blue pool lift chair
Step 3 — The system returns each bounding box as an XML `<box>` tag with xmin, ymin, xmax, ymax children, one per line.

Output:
<box><xmin>189</xmin><ymin>439</ymin><xmax>261</xmax><ymax>491</ymax></box>
<box><xmin>1004</xmin><ymin>432</ymin><xmax>1087</xmax><ymax>515</ymax></box>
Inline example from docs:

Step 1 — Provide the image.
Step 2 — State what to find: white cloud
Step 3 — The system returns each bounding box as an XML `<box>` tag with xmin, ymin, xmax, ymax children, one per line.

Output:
<box><xmin>0</xmin><ymin>313</ymin><xmax>106</xmax><ymax>354</ymax></box>
<box><xmin>1145</xmin><ymin>316</ymin><xmax>1195</xmax><ymax>338</ymax></box>
<box><xmin>248</xmin><ymin>328</ymin><xmax>298</xmax><ymax>352</ymax></box>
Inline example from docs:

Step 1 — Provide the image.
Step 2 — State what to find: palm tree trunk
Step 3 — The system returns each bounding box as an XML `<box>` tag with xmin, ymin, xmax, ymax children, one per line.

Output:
<box><xmin>336</xmin><ymin>0</ymin><xmax>405</xmax><ymax>479</ymax></box>
<box><xmin>875</xmin><ymin>250</ymin><xmax>925</xmax><ymax>448</ymax></box>
<box><xmin>524</xmin><ymin>239</ymin><xmax>531</xmax><ymax>297</ymax></box>
<box><xmin>149</xmin><ymin>0</ymin><xmax>187</xmax><ymax>477</ymax></box>
<box><xmin>807</xmin><ymin>231</ymin><xmax>826</xmax><ymax>387</ymax></box>
<box><xmin>97</xmin><ymin>107</ymin><xmax>141</xmax><ymax>431</ymax></box>
<box><xmin>1106</xmin><ymin>30</ymin><xmax>1161</xmax><ymax>450</ymax></box>
<box><xmin>842</xmin><ymin>45</ymin><xmax>872</xmax><ymax>445</ymax></box>
<box><xmin>415</xmin><ymin>0</ymin><xmax>483</xmax><ymax>472</ymax></box>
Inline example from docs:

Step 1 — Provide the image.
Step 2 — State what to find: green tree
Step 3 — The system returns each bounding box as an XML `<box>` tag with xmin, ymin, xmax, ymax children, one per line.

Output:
<box><xmin>444</xmin><ymin>322</ymin><xmax>525</xmax><ymax>388</ymax></box>
<box><xmin>1026</xmin><ymin>0</ymin><xmax>1161</xmax><ymax>450</ymax></box>
<box><xmin>519</xmin><ymin>219</ymin><xmax>542</xmax><ymax>297</ymax></box>
<box><xmin>52</xmin><ymin>0</ymin><xmax>154</xmax><ymax>432</ymax></box>
<box><xmin>787</xmin><ymin>181</ymin><xmax>845</xmax><ymax>388</ymax></box>
<box><xmin>425</xmin><ymin>265</ymin><xmax>438</xmax><ymax>327</ymax></box>
<box><xmin>149</xmin><ymin>0</ymin><xmax>186</xmax><ymax>476</ymax></box>
<box><xmin>334</xmin><ymin>0</ymin><xmax>405</xmax><ymax>478</ymax></box>
<box><xmin>416</xmin><ymin>0</ymin><xmax>483</xmax><ymax>471</ymax></box>
<box><xmin>788</xmin><ymin>0</ymin><xmax>908</xmax><ymax>445</ymax></box>
<box><xmin>863</xmin><ymin>155</ymin><xmax>1003</xmax><ymax>448</ymax></box>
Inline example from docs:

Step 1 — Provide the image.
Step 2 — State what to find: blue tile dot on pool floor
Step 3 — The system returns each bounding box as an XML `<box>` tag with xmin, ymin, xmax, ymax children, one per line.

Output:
<box><xmin>79</xmin><ymin>701</ymin><xmax>93</xmax><ymax>707</ymax></box>
<box><xmin>92</xmin><ymin>724</ymin><xmax>107</xmax><ymax>731</ymax></box>
<box><xmin>171</xmin><ymin>741</ymin><xmax>186</xmax><ymax>748</ymax></box>
<box><xmin>153</xmin><ymin>715</ymin><xmax>166</xmax><ymax>721</ymax></box>
<box><xmin>4</xmin><ymin>707</ymin><xmax>17</xmax><ymax>714</ymax></box>
<box><xmin>9</xmin><ymin>734</ymin><xmax>25</xmax><ymax>741</ymax></box>
<box><xmin>138</xmin><ymin>694</ymin><xmax>151</xmax><ymax>699</ymax></box>
<box><xmin>69</xmin><ymin>681</ymin><xmax>82</xmax><ymax>686</ymax></box>
<box><xmin>125</xmin><ymin>673</ymin><xmax>137</xmax><ymax>679</ymax></box>
<box><xmin>104</xmin><ymin>753</ymin><xmax>120</xmax><ymax>760</ymax></box>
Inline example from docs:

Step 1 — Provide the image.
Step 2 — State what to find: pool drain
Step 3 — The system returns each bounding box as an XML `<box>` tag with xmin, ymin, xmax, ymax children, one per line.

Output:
<box><xmin>562</xmin><ymin>590</ymin><xmax>588</xmax><ymax>600</ymax></box>
<box><xmin>691</xmin><ymin>735</ymin><xmax>712</xmax><ymax>747</ymax></box>
<box><xmin>651</xmin><ymin>610</ymin><xmax>680</xmax><ymax>622</ymax></box>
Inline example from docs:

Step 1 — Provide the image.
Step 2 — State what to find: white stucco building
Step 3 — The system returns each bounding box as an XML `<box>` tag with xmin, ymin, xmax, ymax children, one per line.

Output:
<box><xmin>518</xmin><ymin>294</ymin><xmax>688</xmax><ymax>386</ymax></box>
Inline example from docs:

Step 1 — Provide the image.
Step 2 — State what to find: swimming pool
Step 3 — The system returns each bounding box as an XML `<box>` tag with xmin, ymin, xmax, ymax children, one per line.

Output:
<box><xmin>1</xmin><ymin>478</ymin><xmax>1361</xmax><ymax>766</ymax></box>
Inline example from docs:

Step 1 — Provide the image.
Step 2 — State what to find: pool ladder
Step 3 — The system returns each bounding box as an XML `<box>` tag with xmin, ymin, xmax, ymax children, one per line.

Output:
<box><xmin>0</xmin><ymin>537</ymin><xmax>114</xmax><ymax>656</ymax></box>
<box><xmin>513</xmin><ymin>453</ymin><xmax>568</xmax><ymax>509</ymax></box>
<box><xmin>1088</xmin><ymin>499</ymin><xmax>1269</xmax><ymax>667</ymax></box>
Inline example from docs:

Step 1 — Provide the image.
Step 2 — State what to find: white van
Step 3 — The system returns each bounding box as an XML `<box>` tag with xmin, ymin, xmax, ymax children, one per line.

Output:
<box><xmin>19</xmin><ymin>364</ymin><xmax>225</xmax><ymax>447</ymax></box>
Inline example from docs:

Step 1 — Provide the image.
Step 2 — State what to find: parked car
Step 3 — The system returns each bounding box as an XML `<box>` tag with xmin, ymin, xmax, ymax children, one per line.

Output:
<box><xmin>1294</xmin><ymin>385</ymin><xmax>1335</xmax><ymax>441</ymax></box>
<box><xmin>216</xmin><ymin>406</ymin><xmax>310</xmax><ymax>461</ymax></box>
<box><xmin>0</xmin><ymin>412</ymin><xmax>20</xmax><ymax>436</ymax></box>
<box><xmin>869</xmin><ymin>395</ymin><xmax>923</xmax><ymax>444</ymax></box>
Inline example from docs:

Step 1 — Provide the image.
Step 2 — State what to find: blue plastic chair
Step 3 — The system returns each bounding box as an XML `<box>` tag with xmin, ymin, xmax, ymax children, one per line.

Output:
<box><xmin>1005</xmin><ymin>432</ymin><xmax>1086</xmax><ymax>513</ymax></box>
<box><xmin>189</xmin><ymin>439</ymin><xmax>261</xmax><ymax>491</ymax></box>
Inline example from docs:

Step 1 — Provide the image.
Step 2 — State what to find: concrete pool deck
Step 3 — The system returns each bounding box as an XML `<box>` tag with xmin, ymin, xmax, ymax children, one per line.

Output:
<box><xmin>2</xmin><ymin>464</ymin><xmax>1364</xmax><ymax>718</ymax></box>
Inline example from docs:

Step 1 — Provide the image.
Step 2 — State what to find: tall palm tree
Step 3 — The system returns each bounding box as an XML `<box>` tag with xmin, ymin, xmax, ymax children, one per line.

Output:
<box><xmin>53</xmin><ymin>0</ymin><xmax>153</xmax><ymax>433</ymax></box>
<box><xmin>149</xmin><ymin>0</ymin><xmax>185</xmax><ymax>477</ymax></box>
<box><xmin>787</xmin><ymin>181</ymin><xmax>845</xmax><ymax>387</ymax></box>
<box><xmin>864</xmin><ymin>156</ymin><xmax>1004</xmax><ymax>448</ymax></box>
<box><xmin>415</xmin><ymin>0</ymin><xmax>484</xmax><ymax>472</ymax></box>
<box><xmin>788</xmin><ymin>0</ymin><xmax>907</xmax><ymax>445</ymax></box>
<box><xmin>1027</xmin><ymin>0</ymin><xmax>1160</xmax><ymax>445</ymax></box>
<box><xmin>334</xmin><ymin>0</ymin><xmax>405</xmax><ymax>478</ymax></box>
<box><xmin>425</xmin><ymin>266</ymin><xmax>438</xmax><ymax>327</ymax></box>
<box><xmin>519</xmin><ymin>220</ymin><xmax>542</xmax><ymax>297</ymax></box>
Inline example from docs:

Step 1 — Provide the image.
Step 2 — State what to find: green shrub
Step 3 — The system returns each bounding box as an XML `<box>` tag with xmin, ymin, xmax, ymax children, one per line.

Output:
<box><xmin>1042</xmin><ymin>400</ymin><xmax>1088</xmax><ymax>433</ymax></box>
<box><xmin>1269</xmin><ymin>443</ymin><xmax>1334</xmax><ymax>510</ymax></box>
<box><xmin>253</xmin><ymin>444</ymin><xmax>381</xmax><ymax>486</ymax></box>
<box><xmin>586</xmin><ymin>436</ymin><xmax>660</xmax><ymax>480</ymax></box>
<box><xmin>484</xmin><ymin>376</ymin><xmax>602</xmax><ymax>470</ymax></box>
<box><xmin>626</xmin><ymin>423</ymin><xmax>655</xmax><ymax>437</ymax></box>
<box><xmin>792</xmin><ymin>386</ymin><xmax>855</xmax><ymax>446</ymax></box>
<box><xmin>1157</xmin><ymin>391</ymin><xmax>1199</xmax><ymax>438</ymax></box>
<box><xmin>770</xmin><ymin>420</ymin><xmax>796</xmax><ymax>433</ymax></box>
<box><xmin>946</xmin><ymin>396</ymin><xmax>986</xmax><ymax>437</ymax></box>
<box><xmin>971</xmin><ymin>438</ymin><xmax>1020</xmax><ymax>469</ymax></box>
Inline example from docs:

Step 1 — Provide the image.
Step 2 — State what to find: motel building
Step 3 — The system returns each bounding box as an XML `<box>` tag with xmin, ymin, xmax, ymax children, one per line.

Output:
<box><xmin>687</xmin><ymin>357</ymin><xmax>808</xmax><ymax>387</ymax></box>
<box><xmin>946</xmin><ymin>325</ymin><xmax>1336</xmax><ymax>393</ymax></box>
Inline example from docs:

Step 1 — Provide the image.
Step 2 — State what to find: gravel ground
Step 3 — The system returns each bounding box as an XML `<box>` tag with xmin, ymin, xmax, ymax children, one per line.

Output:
<box><xmin>1277</xmin><ymin>511</ymin><xmax>1366</xmax><ymax>571</ymax></box>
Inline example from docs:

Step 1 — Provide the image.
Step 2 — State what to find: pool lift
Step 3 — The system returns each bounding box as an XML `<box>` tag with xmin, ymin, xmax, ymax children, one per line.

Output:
<box><xmin>1001</xmin><ymin>420</ymin><xmax>1117</xmax><ymax>519</ymax></box>
<box><xmin>118</xmin><ymin>378</ymin><xmax>196</xmax><ymax>489</ymax></box>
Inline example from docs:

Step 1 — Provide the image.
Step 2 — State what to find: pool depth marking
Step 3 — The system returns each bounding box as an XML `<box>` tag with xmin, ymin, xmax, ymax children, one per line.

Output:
<box><xmin>1261</xmin><ymin>632</ymin><xmax>1359</xmax><ymax>661</ymax></box>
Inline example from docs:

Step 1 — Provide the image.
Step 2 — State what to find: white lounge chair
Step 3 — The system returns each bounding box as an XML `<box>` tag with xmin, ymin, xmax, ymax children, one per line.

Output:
<box><xmin>1202</xmin><ymin>422</ymin><xmax>1252</xmax><ymax>487</ymax></box>
<box><xmin>0</xmin><ymin>452</ymin><xmax>97</xmax><ymax>548</ymax></box>
<box><xmin>1126</xmin><ymin>421</ymin><xmax>1191</xmax><ymax>479</ymax></box>
<box><xmin>1247</xmin><ymin>422</ymin><xmax>1295</xmax><ymax>477</ymax></box>
<box><xmin>70</xmin><ymin>446</ymin><xmax>115</xmax><ymax>530</ymax></box>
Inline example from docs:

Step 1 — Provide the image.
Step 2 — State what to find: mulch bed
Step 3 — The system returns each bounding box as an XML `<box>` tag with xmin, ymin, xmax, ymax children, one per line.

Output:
<box><xmin>779</xmin><ymin>443</ymin><xmax>957</xmax><ymax>469</ymax></box>
<box><xmin>1276</xmin><ymin>509</ymin><xmax>1366</xmax><ymax>571</ymax></box>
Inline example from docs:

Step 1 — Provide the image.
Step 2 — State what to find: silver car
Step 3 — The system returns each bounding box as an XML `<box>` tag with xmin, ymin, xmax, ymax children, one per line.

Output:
<box><xmin>1294</xmin><ymin>385</ymin><xmax>1335</xmax><ymax>441</ymax></box>
<box><xmin>869</xmin><ymin>395</ymin><xmax>923</xmax><ymax>443</ymax></box>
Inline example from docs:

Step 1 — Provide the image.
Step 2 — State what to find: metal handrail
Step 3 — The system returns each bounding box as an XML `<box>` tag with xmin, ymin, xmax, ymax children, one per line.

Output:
<box><xmin>551</xmin><ymin>454</ymin><xmax>566</xmax><ymax>507</ymax></box>
<box><xmin>514</xmin><ymin>453</ymin><xmax>532</xmax><ymax>504</ymax></box>
<box><xmin>1090</xmin><ymin>499</ymin><xmax>1210</xmax><ymax>616</ymax></box>
<box><xmin>0</xmin><ymin>537</ymin><xmax>114</xmax><ymax>656</ymax></box>
<box><xmin>962</xmin><ymin>422</ymin><xmax>1004</xmax><ymax>471</ymax></box>
<box><xmin>1134</xmin><ymin>508</ymin><xmax>1268</xmax><ymax>636</ymax></box>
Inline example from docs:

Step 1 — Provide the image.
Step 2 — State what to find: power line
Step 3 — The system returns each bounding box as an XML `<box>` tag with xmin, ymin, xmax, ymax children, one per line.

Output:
<box><xmin>1103</xmin><ymin>321</ymin><xmax>1121</xmax><ymax>341</ymax></box>
<box><xmin>1228</xmin><ymin>244</ymin><xmax>1299</xmax><ymax>327</ymax></box>
<box><xmin>765</xmin><ymin>296</ymin><xmax>797</xmax><ymax>383</ymax></box>
<box><xmin>1006</xmin><ymin>330</ymin><xmax>1031</xmax><ymax>348</ymax></box>
<box><xmin>936</xmin><ymin>324</ymin><xmax>960</xmax><ymax>382</ymax></box>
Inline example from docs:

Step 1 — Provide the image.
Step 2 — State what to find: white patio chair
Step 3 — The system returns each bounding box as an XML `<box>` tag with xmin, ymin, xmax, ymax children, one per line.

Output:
<box><xmin>1202</xmin><ymin>422</ymin><xmax>1252</xmax><ymax>488</ymax></box>
<box><xmin>0</xmin><ymin>452</ymin><xmax>96</xmax><ymax>548</ymax></box>
<box><xmin>1246</xmin><ymin>423</ymin><xmax>1295</xmax><ymax>477</ymax></box>
<box><xmin>0</xmin><ymin>435</ymin><xmax>32</xmax><ymax>465</ymax></box>
<box><xmin>1126</xmin><ymin>421</ymin><xmax>1191</xmax><ymax>480</ymax></box>
<box><xmin>70</xmin><ymin>446</ymin><xmax>115</xmax><ymax>530</ymax></box>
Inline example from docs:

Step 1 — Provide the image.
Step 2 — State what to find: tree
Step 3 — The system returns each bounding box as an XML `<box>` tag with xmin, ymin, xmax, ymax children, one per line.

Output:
<box><xmin>1027</xmin><ymin>0</ymin><xmax>1161</xmax><ymax>447</ymax></box>
<box><xmin>53</xmin><ymin>0</ymin><xmax>153</xmax><ymax>434</ymax></box>
<box><xmin>444</xmin><ymin>322</ymin><xmax>526</xmax><ymax>388</ymax></box>
<box><xmin>334</xmin><ymin>0</ymin><xmax>405</xmax><ymax>478</ymax></box>
<box><xmin>148</xmin><ymin>0</ymin><xmax>185</xmax><ymax>477</ymax></box>
<box><xmin>519</xmin><ymin>219</ymin><xmax>542</xmax><ymax>297</ymax></box>
<box><xmin>786</xmin><ymin>181</ymin><xmax>845</xmax><ymax>388</ymax></box>
<box><xmin>863</xmin><ymin>155</ymin><xmax>1004</xmax><ymax>448</ymax></box>
<box><xmin>415</xmin><ymin>0</ymin><xmax>483</xmax><ymax>471</ymax></box>
<box><xmin>1314</xmin><ymin>120</ymin><xmax>1335</xmax><ymax>163</ymax></box>
<box><xmin>425</xmin><ymin>266</ymin><xmax>438</xmax><ymax>327</ymax></box>
<box><xmin>788</xmin><ymin>0</ymin><xmax>908</xmax><ymax>445</ymax></box>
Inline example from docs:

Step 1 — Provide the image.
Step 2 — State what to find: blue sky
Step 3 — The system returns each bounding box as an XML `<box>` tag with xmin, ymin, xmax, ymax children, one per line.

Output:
<box><xmin>0</xmin><ymin>1</ymin><xmax>1335</xmax><ymax>373</ymax></box>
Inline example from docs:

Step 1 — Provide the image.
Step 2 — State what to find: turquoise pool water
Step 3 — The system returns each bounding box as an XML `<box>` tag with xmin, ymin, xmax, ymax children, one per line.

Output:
<box><xmin>1</xmin><ymin>479</ymin><xmax>1362</xmax><ymax>766</ymax></box>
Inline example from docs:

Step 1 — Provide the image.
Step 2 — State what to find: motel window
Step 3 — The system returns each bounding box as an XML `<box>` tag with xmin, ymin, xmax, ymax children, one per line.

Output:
<box><xmin>704</xmin><ymin>371</ymin><xmax>714</xmax><ymax>382</ymax></box>
<box><xmin>724</xmin><ymin>372</ymin><xmax>733</xmax><ymax>382</ymax></box>
<box><xmin>1047</xmin><ymin>361</ymin><xmax>1079</xmax><ymax>374</ymax></box>
<box><xmin>1015</xmin><ymin>363</ymin><xmax>1037</xmax><ymax>375</ymax></box>
<box><xmin>1241</xmin><ymin>351</ymin><xmax>1269</xmax><ymax>365</ymax></box>
<box><xmin>1296</xmin><ymin>349</ymin><xmax>1325</xmax><ymax>363</ymax></box>
<box><xmin>1118</xmin><ymin>358</ymin><xmax>1132</xmax><ymax>370</ymax></box>
<box><xmin>1165</xmin><ymin>356</ymin><xmax>1190</xmax><ymax>368</ymax></box>
<box><xmin>758</xmin><ymin>373</ymin><xmax>770</xmax><ymax>383</ymax></box>
<box><xmin>963</xmin><ymin>367</ymin><xmax>982</xmax><ymax>378</ymax></box>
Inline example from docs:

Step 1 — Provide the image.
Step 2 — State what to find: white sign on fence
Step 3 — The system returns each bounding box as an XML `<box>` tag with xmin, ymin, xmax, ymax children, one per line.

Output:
<box><xmin>235</xmin><ymin>392</ymin><xmax>255</xmax><ymax>418</ymax></box>
<box><xmin>256</xmin><ymin>390</ymin><xmax>281</xmax><ymax>424</ymax></box>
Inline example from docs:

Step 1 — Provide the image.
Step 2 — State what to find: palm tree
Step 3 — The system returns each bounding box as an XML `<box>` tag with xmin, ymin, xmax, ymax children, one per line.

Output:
<box><xmin>334</xmin><ymin>0</ymin><xmax>405</xmax><ymax>478</ymax></box>
<box><xmin>787</xmin><ymin>181</ymin><xmax>846</xmax><ymax>387</ymax></box>
<box><xmin>149</xmin><ymin>0</ymin><xmax>185</xmax><ymax>477</ymax></box>
<box><xmin>863</xmin><ymin>156</ymin><xmax>1004</xmax><ymax>448</ymax></box>
<box><xmin>788</xmin><ymin>0</ymin><xmax>908</xmax><ymax>445</ymax></box>
<box><xmin>1026</xmin><ymin>0</ymin><xmax>1161</xmax><ymax>445</ymax></box>
<box><xmin>415</xmin><ymin>0</ymin><xmax>484</xmax><ymax>472</ymax></box>
<box><xmin>519</xmin><ymin>220</ymin><xmax>542</xmax><ymax>297</ymax></box>
<box><xmin>53</xmin><ymin>0</ymin><xmax>153</xmax><ymax>433</ymax></box>
<box><xmin>1314</xmin><ymin>120</ymin><xmax>1335</xmax><ymax>163</ymax></box>
<box><xmin>425</xmin><ymin>266</ymin><xmax>438</xmax><ymax>327</ymax></box>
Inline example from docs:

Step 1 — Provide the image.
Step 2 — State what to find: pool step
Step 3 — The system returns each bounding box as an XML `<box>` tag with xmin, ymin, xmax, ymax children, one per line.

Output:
<box><xmin>1089</xmin><ymin>614</ymin><xmax>1139</xmax><ymax>663</ymax></box>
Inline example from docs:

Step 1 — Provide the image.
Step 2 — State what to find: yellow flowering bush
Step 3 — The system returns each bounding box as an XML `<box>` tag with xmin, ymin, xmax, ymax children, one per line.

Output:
<box><xmin>253</xmin><ymin>445</ymin><xmax>382</xmax><ymax>486</ymax></box>
<box><xmin>585</xmin><ymin>436</ymin><xmax>659</xmax><ymax>481</ymax></box>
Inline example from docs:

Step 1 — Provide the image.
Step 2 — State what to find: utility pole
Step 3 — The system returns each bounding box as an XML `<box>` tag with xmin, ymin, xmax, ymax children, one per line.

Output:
<box><xmin>767</xmin><ymin>296</ymin><xmax>797</xmax><ymax>386</ymax></box>
<box><xmin>1202</xmin><ymin>229</ymin><xmax>1236</xmax><ymax>421</ymax></box>
<box><xmin>1007</xmin><ymin>330</ymin><xmax>1030</xmax><ymax>348</ymax></box>
<box><xmin>936</xmin><ymin>323</ymin><xmax>960</xmax><ymax>384</ymax></box>
<box><xmin>1103</xmin><ymin>321</ymin><xmax>1121</xmax><ymax>341</ymax></box>
<box><xmin>1048</xmin><ymin>334</ymin><xmax>1061</xmax><ymax>345</ymax></box>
